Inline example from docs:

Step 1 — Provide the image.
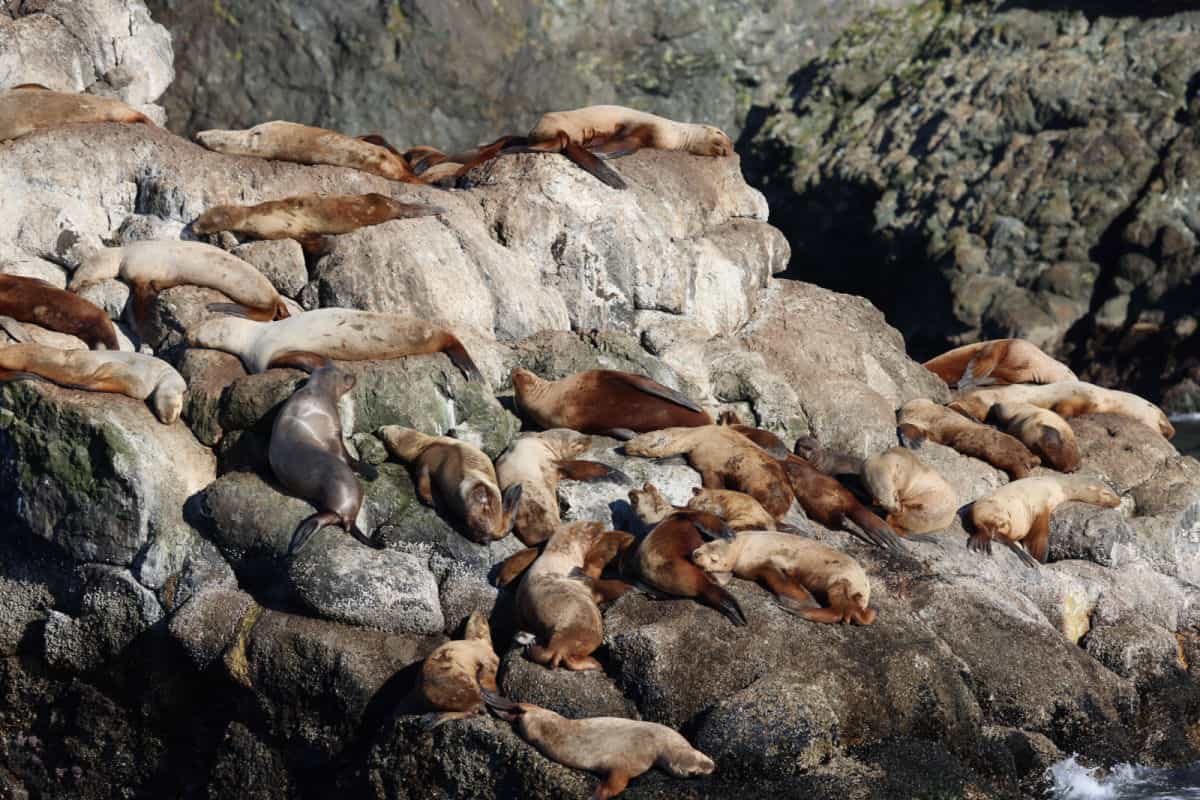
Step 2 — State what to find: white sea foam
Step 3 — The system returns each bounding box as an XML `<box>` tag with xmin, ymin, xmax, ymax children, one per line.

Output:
<box><xmin>1047</xmin><ymin>756</ymin><xmax>1200</xmax><ymax>799</ymax></box>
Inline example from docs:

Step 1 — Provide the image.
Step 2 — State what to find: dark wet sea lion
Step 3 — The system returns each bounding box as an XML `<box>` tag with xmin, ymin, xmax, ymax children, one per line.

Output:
<box><xmin>0</xmin><ymin>274</ymin><xmax>119</xmax><ymax>350</ymax></box>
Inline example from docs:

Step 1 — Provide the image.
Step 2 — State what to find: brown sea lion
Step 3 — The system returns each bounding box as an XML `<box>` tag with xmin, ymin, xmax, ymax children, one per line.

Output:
<box><xmin>403</xmin><ymin>135</ymin><xmax>525</xmax><ymax>185</ymax></box>
<box><xmin>416</xmin><ymin>611</ymin><xmax>499</xmax><ymax>729</ymax></box>
<box><xmin>984</xmin><ymin>401</ymin><xmax>1081</xmax><ymax>473</ymax></box>
<box><xmin>792</xmin><ymin>436</ymin><xmax>863</xmax><ymax>478</ymax></box>
<box><xmin>968</xmin><ymin>476</ymin><xmax>1121</xmax><ymax>568</ymax></box>
<box><xmin>897</xmin><ymin>398</ymin><xmax>1041</xmax><ymax>479</ymax></box>
<box><xmin>630</xmin><ymin>480</ymin><xmax>792</xmax><ymax>534</ymax></box>
<box><xmin>195</xmin><ymin>121</ymin><xmax>423</xmax><ymax>183</ymax></box>
<box><xmin>691</xmin><ymin>532</ymin><xmax>876</xmax><ymax>625</ymax></box>
<box><xmin>623</xmin><ymin>426</ymin><xmax>793</xmax><ymax>519</ymax></box>
<box><xmin>483</xmin><ymin>692</ymin><xmax>715</xmax><ymax>799</ymax></box>
<box><xmin>923</xmin><ymin>339</ymin><xmax>1077</xmax><ymax>389</ymax></box>
<box><xmin>512</xmin><ymin>368</ymin><xmax>711</xmax><ymax>440</ymax></box>
<box><xmin>378</xmin><ymin>426</ymin><xmax>522</xmax><ymax>544</ymax></box>
<box><xmin>495</xmin><ymin>429</ymin><xmax>628</xmax><ymax>546</ymax></box>
<box><xmin>268</xmin><ymin>364</ymin><xmax>381</xmax><ymax>553</ymax></box>
<box><xmin>0</xmin><ymin>344</ymin><xmax>185</xmax><ymax>423</ymax></box>
<box><xmin>186</xmin><ymin>308</ymin><xmax>481</xmax><ymax>380</ymax></box>
<box><xmin>861</xmin><ymin>447</ymin><xmax>958</xmax><ymax>535</ymax></box>
<box><xmin>949</xmin><ymin>381</ymin><xmax>1174</xmax><ymax>440</ymax></box>
<box><xmin>191</xmin><ymin>193</ymin><xmax>446</xmax><ymax>253</ymax></box>
<box><xmin>0</xmin><ymin>274</ymin><xmax>119</xmax><ymax>350</ymax></box>
<box><xmin>0</xmin><ymin>86</ymin><xmax>154</xmax><ymax>142</ymax></box>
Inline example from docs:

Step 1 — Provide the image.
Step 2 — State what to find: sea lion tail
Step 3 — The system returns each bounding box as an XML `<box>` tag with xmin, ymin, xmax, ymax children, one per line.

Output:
<box><xmin>441</xmin><ymin>337</ymin><xmax>483</xmax><ymax>382</ymax></box>
<box><xmin>847</xmin><ymin>507</ymin><xmax>905</xmax><ymax>551</ymax></box>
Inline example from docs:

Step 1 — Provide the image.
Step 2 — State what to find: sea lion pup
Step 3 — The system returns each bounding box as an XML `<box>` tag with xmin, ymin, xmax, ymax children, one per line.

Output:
<box><xmin>968</xmin><ymin>475</ymin><xmax>1121</xmax><ymax>568</ymax></box>
<box><xmin>0</xmin><ymin>274</ymin><xmax>120</xmax><ymax>351</ymax></box>
<box><xmin>269</xmin><ymin>364</ymin><xmax>381</xmax><ymax>553</ymax></box>
<box><xmin>70</xmin><ymin>241</ymin><xmax>290</xmax><ymax>337</ymax></box>
<box><xmin>416</xmin><ymin>611</ymin><xmax>499</xmax><ymax>729</ymax></box>
<box><xmin>949</xmin><ymin>381</ymin><xmax>1175</xmax><ymax>440</ymax></box>
<box><xmin>623</xmin><ymin>426</ymin><xmax>793</xmax><ymax>519</ymax></box>
<box><xmin>512</xmin><ymin>368</ymin><xmax>712</xmax><ymax>440</ymax></box>
<box><xmin>495</xmin><ymin>429</ymin><xmax>628</xmax><ymax>546</ymax></box>
<box><xmin>984</xmin><ymin>402</ymin><xmax>1081</xmax><ymax>473</ymax></box>
<box><xmin>691</xmin><ymin>532</ymin><xmax>877</xmax><ymax>625</ymax></box>
<box><xmin>923</xmin><ymin>338</ymin><xmax>1077</xmax><ymax>390</ymax></box>
<box><xmin>378</xmin><ymin>426</ymin><xmax>522</xmax><ymax>544</ymax></box>
<box><xmin>186</xmin><ymin>308</ymin><xmax>482</xmax><ymax>380</ymax></box>
<box><xmin>483</xmin><ymin>692</ymin><xmax>715</xmax><ymax>799</ymax></box>
<box><xmin>897</xmin><ymin>398</ymin><xmax>1040</xmax><ymax>479</ymax></box>
<box><xmin>191</xmin><ymin>193</ymin><xmax>446</xmax><ymax>253</ymax></box>
<box><xmin>0</xmin><ymin>86</ymin><xmax>154</xmax><ymax>142</ymax></box>
<box><xmin>861</xmin><ymin>447</ymin><xmax>958</xmax><ymax>535</ymax></box>
<box><xmin>0</xmin><ymin>344</ymin><xmax>185</xmax><ymax>423</ymax></box>
<box><xmin>195</xmin><ymin>120</ymin><xmax>423</xmax><ymax>183</ymax></box>
<box><xmin>515</xmin><ymin>521</ymin><xmax>626</xmax><ymax>670</ymax></box>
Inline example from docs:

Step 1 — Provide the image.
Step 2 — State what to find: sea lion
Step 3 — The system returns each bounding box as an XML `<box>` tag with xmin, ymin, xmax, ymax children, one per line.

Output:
<box><xmin>626</xmin><ymin>483</ymin><xmax>745</xmax><ymax>626</ymax></box>
<box><xmin>631</xmin><ymin>480</ymin><xmax>791</xmax><ymax>534</ymax></box>
<box><xmin>403</xmin><ymin>135</ymin><xmax>525</xmax><ymax>185</ymax></box>
<box><xmin>71</xmin><ymin>241</ymin><xmax>290</xmax><ymax>338</ymax></box>
<box><xmin>691</xmin><ymin>532</ymin><xmax>877</xmax><ymax>625</ymax></box>
<box><xmin>949</xmin><ymin>381</ymin><xmax>1174</xmax><ymax>439</ymax></box>
<box><xmin>0</xmin><ymin>86</ymin><xmax>154</xmax><ymax>142</ymax></box>
<box><xmin>0</xmin><ymin>344</ymin><xmax>185</xmax><ymax>423</ymax></box>
<box><xmin>191</xmin><ymin>193</ymin><xmax>446</xmax><ymax>253</ymax></box>
<box><xmin>968</xmin><ymin>476</ymin><xmax>1121</xmax><ymax>567</ymax></box>
<box><xmin>0</xmin><ymin>315</ymin><xmax>88</xmax><ymax>350</ymax></box>
<box><xmin>0</xmin><ymin>274</ymin><xmax>120</xmax><ymax>350</ymax></box>
<box><xmin>483</xmin><ymin>692</ymin><xmax>715</xmax><ymax>799</ymax></box>
<box><xmin>268</xmin><ymin>364</ymin><xmax>380</xmax><ymax>553</ymax></box>
<box><xmin>416</xmin><ymin>611</ymin><xmax>499</xmax><ymax>729</ymax></box>
<box><xmin>195</xmin><ymin>121</ymin><xmax>423</xmax><ymax>183</ymax></box>
<box><xmin>896</xmin><ymin>398</ymin><xmax>1041</xmax><ymax>479</ymax></box>
<box><xmin>495</xmin><ymin>429</ymin><xmax>627</xmax><ymax>546</ymax></box>
<box><xmin>861</xmin><ymin>447</ymin><xmax>958</xmax><ymax>535</ymax></box>
<box><xmin>378</xmin><ymin>426</ymin><xmax>522</xmax><ymax>544</ymax></box>
<box><xmin>984</xmin><ymin>401</ymin><xmax>1081</xmax><ymax>473</ymax></box>
<box><xmin>515</xmin><ymin>521</ymin><xmax>625</xmax><ymax>670</ymax></box>
<box><xmin>923</xmin><ymin>339</ymin><xmax>1076</xmax><ymax>389</ymax></box>
<box><xmin>792</xmin><ymin>436</ymin><xmax>863</xmax><ymax>478</ymax></box>
<box><xmin>512</xmin><ymin>368</ymin><xmax>711</xmax><ymax>439</ymax></box>
<box><xmin>186</xmin><ymin>308</ymin><xmax>482</xmax><ymax>380</ymax></box>
<box><xmin>623</xmin><ymin>426</ymin><xmax>794</xmax><ymax>519</ymax></box>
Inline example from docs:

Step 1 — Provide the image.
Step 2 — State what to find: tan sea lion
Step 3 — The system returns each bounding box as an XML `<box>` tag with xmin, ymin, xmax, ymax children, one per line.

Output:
<box><xmin>269</xmin><ymin>364</ymin><xmax>381</xmax><ymax>553</ymax></box>
<box><xmin>631</xmin><ymin>480</ymin><xmax>792</xmax><ymax>534</ymax></box>
<box><xmin>984</xmin><ymin>401</ymin><xmax>1081</xmax><ymax>473</ymax></box>
<box><xmin>897</xmin><ymin>398</ymin><xmax>1041</xmax><ymax>479</ymax></box>
<box><xmin>923</xmin><ymin>339</ymin><xmax>1077</xmax><ymax>389</ymax></box>
<box><xmin>0</xmin><ymin>344</ymin><xmax>185</xmax><ymax>423</ymax></box>
<box><xmin>515</xmin><ymin>521</ymin><xmax>626</xmax><ymax>670</ymax></box>
<box><xmin>483</xmin><ymin>692</ymin><xmax>714</xmax><ymax>799</ymax></box>
<box><xmin>195</xmin><ymin>121</ymin><xmax>423</xmax><ymax>183</ymax></box>
<box><xmin>623</xmin><ymin>426</ymin><xmax>794</xmax><ymax>519</ymax></box>
<box><xmin>861</xmin><ymin>447</ymin><xmax>958</xmax><ymax>535</ymax></box>
<box><xmin>949</xmin><ymin>381</ymin><xmax>1174</xmax><ymax>439</ymax></box>
<box><xmin>191</xmin><ymin>193</ymin><xmax>446</xmax><ymax>253</ymax></box>
<box><xmin>186</xmin><ymin>308</ymin><xmax>481</xmax><ymax>380</ymax></box>
<box><xmin>71</xmin><ymin>241</ymin><xmax>290</xmax><ymax>338</ymax></box>
<box><xmin>0</xmin><ymin>274</ymin><xmax>120</xmax><ymax>350</ymax></box>
<box><xmin>416</xmin><ymin>611</ymin><xmax>499</xmax><ymax>729</ymax></box>
<box><xmin>691</xmin><ymin>531</ymin><xmax>876</xmax><ymax>625</ymax></box>
<box><xmin>495</xmin><ymin>429</ymin><xmax>628</xmax><ymax>546</ymax></box>
<box><xmin>378</xmin><ymin>426</ymin><xmax>522</xmax><ymax>544</ymax></box>
<box><xmin>512</xmin><ymin>368</ymin><xmax>711</xmax><ymax>440</ymax></box>
<box><xmin>0</xmin><ymin>86</ymin><xmax>154</xmax><ymax>142</ymax></box>
<box><xmin>968</xmin><ymin>475</ymin><xmax>1121</xmax><ymax>567</ymax></box>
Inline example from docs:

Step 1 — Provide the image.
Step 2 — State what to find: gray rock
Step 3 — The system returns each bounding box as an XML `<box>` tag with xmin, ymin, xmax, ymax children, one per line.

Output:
<box><xmin>1084</xmin><ymin>623</ymin><xmax>1185</xmax><ymax>687</ymax></box>
<box><xmin>499</xmin><ymin>649</ymin><xmax>639</xmax><ymax>720</ymax></box>
<box><xmin>232</xmin><ymin>239</ymin><xmax>308</xmax><ymax>298</ymax></box>
<box><xmin>44</xmin><ymin>565</ymin><xmax>164</xmax><ymax>673</ymax></box>
<box><xmin>167</xmin><ymin>587</ymin><xmax>256</xmax><ymax>671</ymax></box>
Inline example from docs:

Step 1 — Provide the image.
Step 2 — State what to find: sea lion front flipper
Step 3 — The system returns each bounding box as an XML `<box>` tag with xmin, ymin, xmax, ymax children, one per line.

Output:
<box><xmin>1023</xmin><ymin>508</ymin><xmax>1051</xmax><ymax>565</ymax></box>
<box><xmin>501</xmin><ymin>483</ymin><xmax>524</xmax><ymax>527</ymax></box>
<box><xmin>288</xmin><ymin>511</ymin><xmax>338</xmax><ymax>554</ymax></box>
<box><xmin>615</xmin><ymin>373</ymin><xmax>704</xmax><ymax>414</ymax></box>
<box><xmin>414</xmin><ymin>464</ymin><xmax>435</xmax><ymax>507</ymax></box>
<box><xmin>266</xmin><ymin>351</ymin><xmax>332</xmax><ymax>373</ymax></box>
<box><xmin>761</xmin><ymin>566</ymin><xmax>820</xmax><ymax>613</ymax></box>
<box><xmin>557</xmin><ymin>460</ymin><xmax>629</xmax><ymax>483</ymax></box>
<box><xmin>348</xmin><ymin>524</ymin><xmax>384</xmax><ymax>550</ymax></box>
<box><xmin>846</xmin><ymin>507</ymin><xmax>905</xmax><ymax>551</ymax></box>
<box><xmin>586</xmin><ymin>127</ymin><xmax>651</xmax><ymax>161</ymax></box>
<box><xmin>592</xmin><ymin>770</ymin><xmax>632</xmax><ymax>800</ymax></box>
<box><xmin>967</xmin><ymin>531</ymin><xmax>993</xmax><ymax>556</ymax></box>
<box><xmin>340</xmin><ymin>441</ymin><xmax>378</xmax><ymax>480</ymax></box>
<box><xmin>562</xmin><ymin>138</ymin><xmax>628</xmax><ymax>190</ymax></box>
<box><xmin>604</xmin><ymin>428</ymin><xmax>639</xmax><ymax>441</ymax></box>
<box><xmin>699</xmin><ymin>575</ymin><xmax>747</xmax><ymax>627</ymax></box>
<box><xmin>128</xmin><ymin>279</ymin><xmax>161</xmax><ymax>342</ymax></box>
<box><xmin>440</xmin><ymin>337</ymin><xmax>483</xmax><ymax>382</ymax></box>
<box><xmin>1004</xmin><ymin>538</ymin><xmax>1040</xmax><ymax>569</ymax></box>
<box><xmin>496</xmin><ymin>546</ymin><xmax>540</xmax><ymax>587</ymax></box>
<box><xmin>480</xmin><ymin>689</ymin><xmax>523</xmax><ymax>722</ymax></box>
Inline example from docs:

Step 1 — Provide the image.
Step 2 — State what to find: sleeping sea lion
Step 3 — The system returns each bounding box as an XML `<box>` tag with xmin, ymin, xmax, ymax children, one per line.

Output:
<box><xmin>378</xmin><ymin>426</ymin><xmax>522</xmax><ymax>544</ymax></box>
<box><xmin>186</xmin><ymin>308</ymin><xmax>481</xmax><ymax>380</ymax></box>
<box><xmin>984</xmin><ymin>401</ymin><xmax>1081</xmax><ymax>473</ymax></box>
<box><xmin>630</xmin><ymin>480</ymin><xmax>792</xmax><ymax>534</ymax></box>
<box><xmin>949</xmin><ymin>381</ymin><xmax>1174</xmax><ymax>439</ymax></box>
<box><xmin>691</xmin><ymin>531</ymin><xmax>876</xmax><ymax>625</ymax></box>
<box><xmin>792</xmin><ymin>436</ymin><xmax>864</xmax><ymax>478</ymax></box>
<box><xmin>416</xmin><ymin>611</ymin><xmax>499</xmax><ymax>729</ymax></box>
<box><xmin>861</xmin><ymin>447</ymin><xmax>958</xmax><ymax>535</ymax></box>
<box><xmin>512</xmin><ymin>368</ymin><xmax>711</xmax><ymax>439</ymax></box>
<box><xmin>923</xmin><ymin>338</ymin><xmax>1076</xmax><ymax>389</ymax></box>
<box><xmin>0</xmin><ymin>344</ymin><xmax>185</xmax><ymax>423</ymax></box>
<box><xmin>0</xmin><ymin>86</ymin><xmax>154</xmax><ymax>142</ymax></box>
<box><xmin>896</xmin><ymin>398</ymin><xmax>1041</xmax><ymax>479</ymax></box>
<box><xmin>968</xmin><ymin>476</ymin><xmax>1121</xmax><ymax>568</ymax></box>
<box><xmin>0</xmin><ymin>274</ymin><xmax>120</xmax><ymax>350</ymax></box>
<box><xmin>0</xmin><ymin>315</ymin><xmax>88</xmax><ymax>350</ymax></box>
<box><xmin>483</xmin><ymin>692</ymin><xmax>715</xmax><ymax>799</ymax></box>
<box><xmin>268</xmin><ymin>364</ymin><xmax>380</xmax><ymax>553</ymax></box>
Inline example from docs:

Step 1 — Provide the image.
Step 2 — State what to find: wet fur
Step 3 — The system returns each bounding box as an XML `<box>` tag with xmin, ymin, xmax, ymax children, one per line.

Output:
<box><xmin>0</xmin><ymin>274</ymin><xmax>119</xmax><ymax>350</ymax></box>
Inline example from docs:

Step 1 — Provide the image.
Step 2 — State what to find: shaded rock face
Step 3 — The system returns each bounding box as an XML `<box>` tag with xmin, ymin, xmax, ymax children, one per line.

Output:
<box><xmin>747</xmin><ymin>1</ymin><xmax>1200</xmax><ymax>405</ymax></box>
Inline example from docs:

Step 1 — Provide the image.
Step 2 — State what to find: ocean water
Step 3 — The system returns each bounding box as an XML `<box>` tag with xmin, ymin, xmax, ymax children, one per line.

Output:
<box><xmin>1048</xmin><ymin>757</ymin><xmax>1200</xmax><ymax>798</ymax></box>
<box><xmin>1172</xmin><ymin>416</ymin><xmax>1200</xmax><ymax>459</ymax></box>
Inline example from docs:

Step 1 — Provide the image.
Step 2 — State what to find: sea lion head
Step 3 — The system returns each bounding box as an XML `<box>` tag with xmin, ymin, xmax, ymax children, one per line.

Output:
<box><xmin>463</xmin><ymin>479</ymin><xmax>504</xmax><ymax>542</ymax></box>
<box><xmin>149</xmin><ymin>372</ymin><xmax>187</xmax><ymax>425</ymax></box>
<box><xmin>191</xmin><ymin>204</ymin><xmax>239</xmax><ymax>235</ymax></box>
<box><xmin>970</xmin><ymin>503</ymin><xmax>1013</xmax><ymax>543</ymax></box>
<box><xmin>689</xmin><ymin>539</ymin><xmax>737</xmax><ymax>579</ymax></box>
<box><xmin>628</xmin><ymin>482</ymin><xmax>672</xmax><ymax>525</ymax></box>
<box><xmin>310</xmin><ymin>364</ymin><xmax>356</xmax><ymax>399</ymax></box>
<box><xmin>694</xmin><ymin>124</ymin><xmax>733</xmax><ymax>157</ymax></box>
<box><xmin>670</xmin><ymin>747</ymin><xmax>716</xmax><ymax>777</ymax></box>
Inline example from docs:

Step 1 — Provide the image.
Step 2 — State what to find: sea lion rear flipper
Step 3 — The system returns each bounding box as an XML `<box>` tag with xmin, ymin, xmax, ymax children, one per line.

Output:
<box><xmin>605</xmin><ymin>428</ymin><xmax>639</xmax><ymax>441</ymax></box>
<box><xmin>562</xmin><ymin>138</ymin><xmax>628</xmax><ymax>190</ymax></box>
<box><xmin>630</xmin><ymin>580</ymin><xmax>672</xmax><ymax>600</ymax></box>
<box><xmin>288</xmin><ymin>512</ymin><xmax>337</xmax><ymax>554</ymax></box>
<box><xmin>594</xmin><ymin>770</ymin><xmax>632</xmax><ymax>800</ymax></box>
<box><xmin>586</xmin><ymin>128</ymin><xmax>651</xmax><ymax>160</ymax></box>
<box><xmin>414</xmin><ymin>464</ymin><xmax>436</xmax><ymax>507</ymax></box>
<box><xmin>206</xmin><ymin>302</ymin><xmax>275</xmax><ymax>322</ymax></box>
<box><xmin>847</xmin><ymin>507</ymin><xmax>905</xmax><ymax>551</ymax></box>
<box><xmin>496</xmin><ymin>546</ymin><xmax>540</xmax><ymax>587</ymax></box>
<box><xmin>480</xmin><ymin>689</ymin><xmax>523</xmax><ymax>721</ymax></box>
<box><xmin>556</xmin><ymin>460</ymin><xmax>629</xmax><ymax>483</ymax></box>
<box><xmin>616</xmin><ymin>373</ymin><xmax>705</xmax><ymax>414</ymax></box>
<box><xmin>357</xmin><ymin>134</ymin><xmax>402</xmax><ymax>155</ymax></box>
<box><xmin>441</xmin><ymin>337</ymin><xmax>483</xmax><ymax>382</ymax></box>
<box><xmin>266</xmin><ymin>351</ymin><xmax>333</xmax><ymax>373</ymax></box>
<box><xmin>1023</xmin><ymin>509</ymin><xmax>1051</xmax><ymax>565</ymax></box>
<box><xmin>957</xmin><ymin>353</ymin><xmax>995</xmax><ymax>391</ymax></box>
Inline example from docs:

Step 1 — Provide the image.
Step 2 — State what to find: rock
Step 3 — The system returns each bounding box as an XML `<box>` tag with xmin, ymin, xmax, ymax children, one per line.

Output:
<box><xmin>499</xmin><ymin>649</ymin><xmax>639</xmax><ymax>720</ymax></box>
<box><xmin>167</xmin><ymin>587</ymin><xmax>256</xmax><ymax>671</ymax></box>
<box><xmin>177</xmin><ymin>348</ymin><xmax>246</xmax><ymax>447</ymax></box>
<box><xmin>232</xmin><ymin>239</ymin><xmax>308</xmax><ymax>298</ymax></box>
<box><xmin>205</xmin><ymin>721</ymin><xmax>294</xmax><ymax>800</ymax></box>
<box><xmin>1048</xmin><ymin>503</ymin><xmax>1136</xmax><ymax>568</ymax></box>
<box><xmin>44</xmin><ymin>565</ymin><xmax>164</xmax><ymax>673</ymax></box>
<box><xmin>1084</xmin><ymin>623</ymin><xmax>1185</xmax><ymax>687</ymax></box>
